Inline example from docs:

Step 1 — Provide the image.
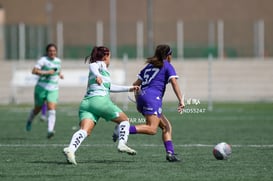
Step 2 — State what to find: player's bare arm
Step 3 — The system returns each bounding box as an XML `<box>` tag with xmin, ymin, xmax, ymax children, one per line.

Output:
<box><xmin>32</xmin><ymin>67</ymin><xmax>55</xmax><ymax>76</ymax></box>
<box><xmin>170</xmin><ymin>77</ymin><xmax>185</xmax><ymax>112</ymax></box>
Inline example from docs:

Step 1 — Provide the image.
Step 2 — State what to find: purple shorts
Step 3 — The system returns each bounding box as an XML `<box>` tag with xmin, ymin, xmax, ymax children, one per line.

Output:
<box><xmin>136</xmin><ymin>90</ymin><xmax>162</xmax><ymax>117</ymax></box>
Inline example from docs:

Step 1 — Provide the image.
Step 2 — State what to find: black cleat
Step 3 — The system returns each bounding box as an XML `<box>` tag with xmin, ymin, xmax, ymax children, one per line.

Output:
<box><xmin>112</xmin><ymin>133</ymin><xmax>118</xmax><ymax>142</ymax></box>
<box><xmin>47</xmin><ymin>131</ymin><xmax>55</xmax><ymax>139</ymax></box>
<box><xmin>112</xmin><ymin>124</ymin><xmax>119</xmax><ymax>142</ymax></box>
<box><xmin>166</xmin><ymin>152</ymin><xmax>181</xmax><ymax>162</ymax></box>
<box><xmin>26</xmin><ymin>121</ymin><xmax>32</xmax><ymax>132</ymax></box>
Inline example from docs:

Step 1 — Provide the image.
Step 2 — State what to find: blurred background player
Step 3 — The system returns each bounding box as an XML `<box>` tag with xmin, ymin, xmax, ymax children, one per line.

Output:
<box><xmin>113</xmin><ymin>44</ymin><xmax>185</xmax><ymax>162</ymax></box>
<box><xmin>63</xmin><ymin>46</ymin><xmax>139</xmax><ymax>165</ymax></box>
<box><xmin>25</xmin><ymin>43</ymin><xmax>64</xmax><ymax>139</ymax></box>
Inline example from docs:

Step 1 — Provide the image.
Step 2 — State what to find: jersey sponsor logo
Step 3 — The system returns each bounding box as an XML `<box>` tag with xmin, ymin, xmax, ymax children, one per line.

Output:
<box><xmin>143</xmin><ymin>106</ymin><xmax>153</xmax><ymax>111</ymax></box>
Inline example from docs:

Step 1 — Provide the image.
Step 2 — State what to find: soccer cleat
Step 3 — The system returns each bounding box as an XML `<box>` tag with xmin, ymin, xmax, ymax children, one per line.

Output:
<box><xmin>112</xmin><ymin>124</ymin><xmax>119</xmax><ymax>142</ymax></box>
<box><xmin>166</xmin><ymin>152</ymin><xmax>181</xmax><ymax>162</ymax></box>
<box><xmin>26</xmin><ymin>121</ymin><xmax>32</xmax><ymax>131</ymax></box>
<box><xmin>118</xmin><ymin>144</ymin><xmax>137</xmax><ymax>155</ymax></box>
<box><xmin>47</xmin><ymin>131</ymin><xmax>55</xmax><ymax>139</ymax></box>
<box><xmin>63</xmin><ymin>147</ymin><xmax>77</xmax><ymax>165</ymax></box>
<box><xmin>112</xmin><ymin>133</ymin><xmax>118</xmax><ymax>142</ymax></box>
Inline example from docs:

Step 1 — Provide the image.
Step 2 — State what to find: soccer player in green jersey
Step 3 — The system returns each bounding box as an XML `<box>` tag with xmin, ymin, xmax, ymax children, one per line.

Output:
<box><xmin>26</xmin><ymin>43</ymin><xmax>64</xmax><ymax>139</ymax></box>
<box><xmin>63</xmin><ymin>46</ymin><xmax>138</xmax><ymax>165</ymax></box>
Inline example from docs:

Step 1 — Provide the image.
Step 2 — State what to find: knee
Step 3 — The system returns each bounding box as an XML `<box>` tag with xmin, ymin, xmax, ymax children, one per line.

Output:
<box><xmin>161</xmin><ymin>126</ymin><xmax>167</xmax><ymax>133</ymax></box>
<box><xmin>161</xmin><ymin>125</ymin><xmax>171</xmax><ymax>134</ymax></box>
<box><xmin>148</xmin><ymin>128</ymin><xmax>157</xmax><ymax>135</ymax></box>
<box><xmin>80</xmin><ymin>119</ymin><xmax>95</xmax><ymax>136</ymax></box>
<box><xmin>48</xmin><ymin>109</ymin><xmax>56</xmax><ymax>115</ymax></box>
<box><xmin>80</xmin><ymin>127</ymin><xmax>91</xmax><ymax>136</ymax></box>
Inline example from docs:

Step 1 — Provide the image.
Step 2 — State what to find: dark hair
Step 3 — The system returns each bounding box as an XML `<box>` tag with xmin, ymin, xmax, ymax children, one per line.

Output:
<box><xmin>44</xmin><ymin>43</ymin><xmax>57</xmax><ymax>56</ymax></box>
<box><xmin>146</xmin><ymin>44</ymin><xmax>172</xmax><ymax>68</ymax></box>
<box><xmin>85</xmin><ymin>46</ymin><xmax>110</xmax><ymax>64</ymax></box>
<box><xmin>45</xmin><ymin>43</ymin><xmax>57</xmax><ymax>55</ymax></box>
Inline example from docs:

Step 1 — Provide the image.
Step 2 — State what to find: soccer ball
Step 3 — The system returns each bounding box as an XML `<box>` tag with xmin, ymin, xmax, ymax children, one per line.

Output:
<box><xmin>213</xmin><ymin>142</ymin><xmax>232</xmax><ymax>160</ymax></box>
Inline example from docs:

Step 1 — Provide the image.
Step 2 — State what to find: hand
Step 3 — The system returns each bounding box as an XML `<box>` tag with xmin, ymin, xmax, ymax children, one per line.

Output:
<box><xmin>129</xmin><ymin>85</ymin><xmax>140</xmax><ymax>92</ymax></box>
<box><xmin>177</xmin><ymin>101</ymin><xmax>185</xmax><ymax>113</ymax></box>
<box><xmin>96</xmin><ymin>76</ymin><xmax>103</xmax><ymax>85</ymax></box>
<box><xmin>47</xmin><ymin>69</ymin><xmax>56</xmax><ymax>75</ymax></box>
<box><xmin>59</xmin><ymin>74</ymin><xmax>64</xmax><ymax>79</ymax></box>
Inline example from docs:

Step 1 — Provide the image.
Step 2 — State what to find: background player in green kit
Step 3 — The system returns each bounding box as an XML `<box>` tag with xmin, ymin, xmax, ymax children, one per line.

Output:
<box><xmin>26</xmin><ymin>43</ymin><xmax>64</xmax><ymax>139</ymax></box>
<box><xmin>63</xmin><ymin>46</ymin><xmax>139</xmax><ymax>165</ymax></box>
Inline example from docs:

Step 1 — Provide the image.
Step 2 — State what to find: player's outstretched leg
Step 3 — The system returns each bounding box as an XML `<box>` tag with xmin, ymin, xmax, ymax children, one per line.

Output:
<box><xmin>117</xmin><ymin>121</ymin><xmax>137</xmax><ymax>155</ymax></box>
<box><xmin>63</xmin><ymin>129</ymin><xmax>87</xmax><ymax>165</ymax></box>
<box><xmin>112</xmin><ymin>124</ymin><xmax>137</xmax><ymax>142</ymax></box>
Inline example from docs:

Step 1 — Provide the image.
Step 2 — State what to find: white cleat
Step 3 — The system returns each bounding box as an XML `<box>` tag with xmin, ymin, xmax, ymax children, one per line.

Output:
<box><xmin>118</xmin><ymin>144</ymin><xmax>137</xmax><ymax>155</ymax></box>
<box><xmin>63</xmin><ymin>147</ymin><xmax>77</xmax><ymax>165</ymax></box>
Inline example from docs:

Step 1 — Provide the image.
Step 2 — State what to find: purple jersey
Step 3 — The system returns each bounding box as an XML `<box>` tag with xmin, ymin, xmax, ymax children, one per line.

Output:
<box><xmin>138</xmin><ymin>60</ymin><xmax>178</xmax><ymax>98</ymax></box>
<box><xmin>136</xmin><ymin>60</ymin><xmax>178</xmax><ymax>117</ymax></box>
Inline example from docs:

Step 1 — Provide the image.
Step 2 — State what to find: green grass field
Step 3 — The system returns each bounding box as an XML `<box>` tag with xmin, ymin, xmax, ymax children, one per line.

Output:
<box><xmin>0</xmin><ymin>102</ymin><xmax>273</xmax><ymax>181</ymax></box>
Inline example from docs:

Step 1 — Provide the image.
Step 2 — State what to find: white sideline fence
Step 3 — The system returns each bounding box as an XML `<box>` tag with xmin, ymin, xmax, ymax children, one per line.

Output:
<box><xmin>11</xmin><ymin>69</ymin><xmax>125</xmax><ymax>87</ymax></box>
<box><xmin>10</xmin><ymin>67</ymin><xmax>126</xmax><ymax>105</ymax></box>
<box><xmin>1</xmin><ymin>58</ymin><xmax>273</xmax><ymax>104</ymax></box>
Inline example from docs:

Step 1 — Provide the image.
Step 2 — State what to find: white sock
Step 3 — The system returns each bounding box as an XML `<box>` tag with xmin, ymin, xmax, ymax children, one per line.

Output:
<box><xmin>68</xmin><ymin>129</ymin><xmax>87</xmax><ymax>153</ymax></box>
<box><xmin>27</xmin><ymin>109</ymin><xmax>35</xmax><ymax>122</ymax></box>
<box><xmin>118</xmin><ymin>121</ymin><xmax>130</xmax><ymax>146</ymax></box>
<box><xmin>47</xmin><ymin>110</ymin><xmax>56</xmax><ymax>132</ymax></box>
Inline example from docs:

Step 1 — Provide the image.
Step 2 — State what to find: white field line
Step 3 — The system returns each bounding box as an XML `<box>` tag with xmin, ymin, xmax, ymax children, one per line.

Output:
<box><xmin>0</xmin><ymin>143</ymin><xmax>273</xmax><ymax>148</ymax></box>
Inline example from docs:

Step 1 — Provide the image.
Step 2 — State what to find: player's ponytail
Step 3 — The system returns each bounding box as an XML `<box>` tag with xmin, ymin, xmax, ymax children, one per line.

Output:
<box><xmin>146</xmin><ymin>44</ymin><xmax>171</xmax><ymax>68</ymax></box>
<box><xmin>85</xmin><ymin>46</ymin><xmax>110</xmax><ymax>64</ymax></box>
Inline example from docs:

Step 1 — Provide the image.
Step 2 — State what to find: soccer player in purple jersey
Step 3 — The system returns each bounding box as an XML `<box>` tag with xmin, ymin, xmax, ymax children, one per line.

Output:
<box><xmin>113</xmin><ymin>44</ymin><xmax>185</xmax><ymax>162</ymax></box>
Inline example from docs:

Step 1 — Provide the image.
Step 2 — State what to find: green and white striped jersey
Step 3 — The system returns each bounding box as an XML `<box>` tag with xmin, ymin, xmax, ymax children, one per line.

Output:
<box><xmin>35</xmin><ymin>56</ymin><xmax>62</xmax><ymax>91</ymax></box>
<box><xmin>85</xmin><ymin>61</ymin><xmax>111</xmax><ymax>97</ymax></box>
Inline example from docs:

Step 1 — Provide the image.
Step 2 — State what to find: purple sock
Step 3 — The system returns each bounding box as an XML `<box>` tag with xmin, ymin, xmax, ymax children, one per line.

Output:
<box><xmin>42</xmin><ymin>104</ymin><xmax>47</xmax><ymax>116</ymax></box>
<box><xmin>129</xmin><ymin>125</ymin><xmax>137</xmax><ymax>134</ymax></box>
<box><xmin>164</xmin><ymin>140</ymin><xmax>174</xmax><ymax>154</ymax></box>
